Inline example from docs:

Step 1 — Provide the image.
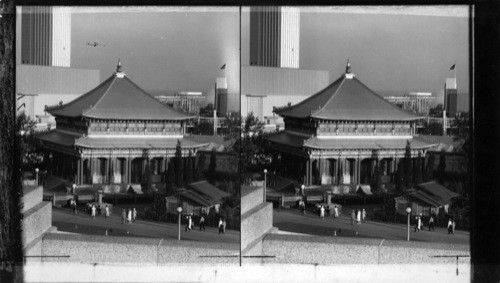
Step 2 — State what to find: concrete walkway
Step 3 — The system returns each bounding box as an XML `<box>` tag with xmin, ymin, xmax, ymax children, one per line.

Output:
<box><xmin>273</xmin><ymin>208</ymin><xmax>469</xmax><ymax>245</ymax></box>
<box><xmin>52</xmin><ymin>207</ymin><xmax>239</xmax><ymax>244</ymax></box>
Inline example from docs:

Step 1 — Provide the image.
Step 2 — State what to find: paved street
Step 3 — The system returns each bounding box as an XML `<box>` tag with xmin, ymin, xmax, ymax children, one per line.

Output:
<box><xmin>52</xmin><ymin>207</ymin><xmax>239</xmax><ymax>244</ymax></box>
<box><xmin>273</xmin><ymin>208</ymin><xmax>469</xmax><ymax>245</ymax></box>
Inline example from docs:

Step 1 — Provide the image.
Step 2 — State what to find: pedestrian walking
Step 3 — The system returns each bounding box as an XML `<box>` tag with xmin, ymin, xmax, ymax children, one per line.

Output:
<box><xmin>452</xmin><ymin>219</ymin><xmax>456</xmax><ymax>234</ymax></box>
<box><xmin>218</xmin><ymin>218</ymin><xmax>224</xmax><ymax>234</ymax></box>
<box><xmin>447</xmin><ymin>218</ymin><xmax>453</xmax><ymax>234</ymax></box>
<box><xmin>301</xmin><ymin>184</ymin><xmax>305</xmax><ymax>196</ymax></box>
<box><xmin>320</xmin><ymin>205</ymin><xmax>325</xmax><ymax>220</ymax></box>
<box><xmin>71</xmin><ymin>199</ymin><xmax>77</xmax><ymax>214</ymax></box>
<box><xmin>428</xmin><ymin>216</ymin><xmax>435</xmax><ymax>231</ymax></box>
<box><xmin>223</xmin><ymin>219</ymin><xmax>226</xmax><ymax>234</ymax></box>
<box><xmin>418</xmin><ymin>216</ymin><xmax>422</xmax><ymax>231</ymax></box>
<box><xmin>127</xmin><ymin>209</ymin><xmax>132</xmax><ymax>224</ymax></box>
<box><xmin>199</xmin><ymin>215</ymin><xmax>206</xmax><ymax>231</ymax></box>
<box><xmin>299</xmin><ymin>200</ymin><xmax>306</xmax><ymax>215</ymax></box>
<box><xmin>185</xmin><ymin>215</ymin><xmax>192</xmax><ymax>231</ymax></box>
<box><xmin>91</xmin><ymin>205</ymin><xmax>96</xmax><ymax>219</ymax></box>
<box><xmin>356</xmin><ymin>209</ymin><xmax>361</xmax><ymax>224</ymax></box>
<box><xmin>97</xmin><ymin>205</ymin><xmax>101</xmax><ymax>216</ymax></box>
<box><xmin>362</xmin><ymin>209</ymin><xmax>366</xmax><ymax>222</ymax></box>
<box><xmin>121</xmin><ymin>209</ymin><xmax>126</xmax><ymax>224</ymax></box>
<box><xmin>72</xmin><ymin>183</ymin><xmax>77</xmax><ymax>195</ymax></box>
<box><xmin>132</xmin><ymin>208</ymin><xmax>137</xmax><ymax>222</ymax></box>
<box><xmin>334</xmin><ymin>206</ymin><xmax>339</xmax><ymax>218</ymax></box>
<box><xmin>105</xmin><ymin>205</ymin><xmax>110</xmax><ymax>218</ymax></box>
<box><xmin>351</xmin><ymin>210</ymin><xmax>355</xmax><ymax>225</ymax></box>
<box><xmin>414</xmin><ymin>216</ymin><xmax>419</xmax><ymax>232</ymax></box>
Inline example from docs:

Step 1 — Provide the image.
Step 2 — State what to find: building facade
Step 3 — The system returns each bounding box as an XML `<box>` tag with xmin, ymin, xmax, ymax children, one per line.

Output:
<box><xmin>36</xmin><ymin>62</ymin><xmax>207</xmax><ymax>189</ymax></box>
<box><xmin>19</xmin><ymin>6</ymin><xmax>71</xmax><ymax>67</ymax></box>
<box><xmin>385</xmin><ymin>92</ymin><xmax>436</xmax><ymax>115</ymax></box>
<box><xmin>241</xmin><ymin>66</ymin><xmax>329</xmax><ymax>121</ymax></box>
<box><xmin>267</xmin><ymin>62</ymin><xmax>436</xmax><ymax>188</ymax></box>
<box><xmin>249</xmin><ymin>6</ymin><xmax>300</xmax><ymax>69</ymax></box>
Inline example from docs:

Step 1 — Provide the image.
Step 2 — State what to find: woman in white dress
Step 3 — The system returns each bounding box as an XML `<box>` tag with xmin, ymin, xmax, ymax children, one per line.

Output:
<box><xmin>127</xmin><ymin>209</ymin><xmax>132</xmax><ymax>224</ymax></box>
<box><xmin>356</xmin><ymin>210</ymin><xmax>361</xmax><ymax>224</ymax></box>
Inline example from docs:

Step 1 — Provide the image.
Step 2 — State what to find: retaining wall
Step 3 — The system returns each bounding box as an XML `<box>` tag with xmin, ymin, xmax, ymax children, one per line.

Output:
<box><xmin>41</xmin><ymin>233</ymin><xmax>239</xmax><ymax>264</ymax></box>
<box><xmin>261</xmin><ymin>234</ymin><xmax>470</xmax><ymax>265</ymax></box>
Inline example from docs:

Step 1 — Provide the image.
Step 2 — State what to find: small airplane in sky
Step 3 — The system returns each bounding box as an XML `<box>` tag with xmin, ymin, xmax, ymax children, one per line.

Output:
<box><xmin>86</xmin><ymin>41</ymin><xmax>106</xmax><ymax>47</ymax></box>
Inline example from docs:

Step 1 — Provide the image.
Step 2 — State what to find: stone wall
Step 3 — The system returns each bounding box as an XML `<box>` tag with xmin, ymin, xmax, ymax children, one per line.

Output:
<box><xmin>241</xmin><ymin>186</ymin><xmax>274</xmax><ymax>261</ymax></box>
<box><xmin>261</xmin><ymin>234</ymin><xmax>470</xmax><ymax>265</ymax></box>
<box><xmin>41</xmin><ymin>233</ymin><xmax>239</xmax><ymax>264</ymax></box>
<box><xmin>22</xmin><ymin>185</ymin><xmax>55</xmax><ymax>260</ymax></box>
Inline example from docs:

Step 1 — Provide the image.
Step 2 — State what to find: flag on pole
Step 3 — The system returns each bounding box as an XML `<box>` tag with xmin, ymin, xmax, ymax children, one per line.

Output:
<box><xmin>220</xmin><ymin>63</ymin><xmax>226</xmax><ymax>70</ymax></box>
<box><xmin>450</xmin><ymin>64</ymin><xmax>455</xmax><ymax>70</ymax></box>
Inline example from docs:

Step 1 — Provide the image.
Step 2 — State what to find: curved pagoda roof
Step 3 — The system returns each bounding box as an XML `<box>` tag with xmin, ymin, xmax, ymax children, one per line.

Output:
<box><xmin>46</xmin><ymin>61</ymin><xmax>194</xmax><ymax>121</ymax></box>
<box><xmin>275</xmin><ymin>61</ymin><xmax>424</xmax><ymax>121</ymax></box>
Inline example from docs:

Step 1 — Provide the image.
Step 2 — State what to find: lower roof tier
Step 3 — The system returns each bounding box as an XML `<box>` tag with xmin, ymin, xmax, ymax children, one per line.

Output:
<box><xmin>36</xmin><ymin>129</ymin><xmax>207</xmax><ymax>150</ymax></box>
<box><xmin>266</xmin><ymin>131</ymin><xmax>437</xmax><ymax>152</ymax></box>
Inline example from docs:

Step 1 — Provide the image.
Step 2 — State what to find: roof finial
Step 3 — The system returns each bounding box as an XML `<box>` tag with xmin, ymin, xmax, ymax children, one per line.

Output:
<box><xmin>117</xmin><ymin>58</ymin><xmax>122</xmax><ymax>73</ymax></box>
<box><xmin>345</xmin><ymin>59</ymin><xmax>351</xmax><ymax>74</ymax></box>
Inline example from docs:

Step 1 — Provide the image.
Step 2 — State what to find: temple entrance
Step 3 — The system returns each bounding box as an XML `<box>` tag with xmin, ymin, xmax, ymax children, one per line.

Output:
<box><xmin>360</xmin><ymin>159</ymin><xmax>373</xmax><ymax>184</ymax></box>
<box><xmin>131</xmin><ymin>158</ymin><xmax>144</xmax><ymax>183</ymax></box>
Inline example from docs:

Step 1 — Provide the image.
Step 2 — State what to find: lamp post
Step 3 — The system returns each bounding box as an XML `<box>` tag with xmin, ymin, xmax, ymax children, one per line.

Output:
<box><xmin>263</xmin><ymin>169</ymin><xmax>267</xmax><ymax>203</ymax></box>
<box><xmin>177</xmin><ymin>206</ymin><xmax>182</xmax><ymax>241</ymax></box>
<box><xmin>406</xmin><ymin>207</ymin><xmax>412</xmax><ymax>241</ymax></box>
<box><xmin>35</xmin><ymin>168</ymin><xmax>39</xmax><ymax>186</ymax></box>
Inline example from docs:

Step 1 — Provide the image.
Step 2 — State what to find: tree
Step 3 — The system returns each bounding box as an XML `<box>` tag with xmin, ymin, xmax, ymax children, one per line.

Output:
<box><xmin>195</xmin><ymin>153</ymin><xmax>206</xmax><ymax>181</ymax></box>
<box><xmin>17</xmin><ymin>112</ymin><xmax>42</xmax><ymax>169</ymax></box>
<box><xmin>424</xmin><ymin>154</ymin><xmax>436</xmax><ymax>182</ymax></box>
<box><xmin>403</xmin><ymin>140</ymin><xmax>413</xmax><ymax>189</ymax></box>
<box><xmin>437</xmin><ymin>149</ymin><xmax>447</xmax><ymax>184</ymax></box>
<box><xmin>1</xmin><ymin>1</ymin><xmax>24</xmax><ymax>280</ymax></box>
<box><xmin>190</xmin><ymin>119</ymin><xmax>214</xmax><ymax>135</ymax></box>
<box><xmin>165</xmin><ymin>161</ymin><xmax>176</xmax><ymax>192</ymax></box>
<box><xmin>208</xmin><ymin>148</ymin><xmax>217</xmax><ymax>184</ymax></box>
<box><xmin>236</xmin><ymin>112</ymin><xmax>271</xmax><ymax>182</ymax></box>
<box><xmin>421</xmin><ymin>121</ymin><xmax>443</xmax><ymax>136</ymax></box>
<box><xmin>174</xmin><ymin>140</ymin><xmax>183</xmax><ymax>187</ymax></box>
<box><xmin>394</xmin><ymin>162</ymin><xmax>404</xmax><ymax>193</ymax></box>
<box><xmin>184</xmin><ymin>150</ymin><xmax>193</xmax><ymax>184</ymax></box>
<box><xmin>414</xmin><ymin>152</ymin><xmax>424</xmax><ymax>185</ymax></box>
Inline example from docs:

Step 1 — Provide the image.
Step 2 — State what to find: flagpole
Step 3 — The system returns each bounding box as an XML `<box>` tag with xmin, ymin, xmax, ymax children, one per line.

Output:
<box><xmin>454</xmin><ymin>63</ymin><xmax>457</xmax><ymax>88</ymax></box>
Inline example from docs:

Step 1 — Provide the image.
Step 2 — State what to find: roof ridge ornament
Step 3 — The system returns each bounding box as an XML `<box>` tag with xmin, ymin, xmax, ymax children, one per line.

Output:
<box><xmin>345</xmin><ymin>59</ymin><xmax>354</xmax><ymax>79</ymax></box>
<box><xmin>116</xmin><ymin>58</ymin><xmax>125</xmax><ymax>78</ymax></box>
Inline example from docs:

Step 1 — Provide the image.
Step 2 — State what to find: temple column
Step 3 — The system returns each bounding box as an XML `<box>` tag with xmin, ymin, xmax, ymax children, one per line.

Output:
<box><xmin>127</xmin><ymin>157</ymin><xmax>132</xmax><ymax>184</ymax></box>
<box><xmin>104</xmin><ymin>158</ymin><xmax>109</xmax><ymax>184</ymax></box>
<box><xmin>89</xmin><ymin>157</ymin><xmax>95</xmax><ymax>184</ymax></box>
<box><xmin>334</xmin><ymin>159</ymin><xmax>339</xmax><ymax>185</ymax></box>
<box><xmin>356</xmin><ymin>158</ymin><xmax>361</xmax><ymax>185</ymax></box>
<box><xmin>76</xmin><ymin>158</ymin><xmax>81</xmax><ymax>185</ymax></box>
<box><xmin>305</xmin><ymin>159</ymin><xmax>311</xmax><ymax>186</ymax></box>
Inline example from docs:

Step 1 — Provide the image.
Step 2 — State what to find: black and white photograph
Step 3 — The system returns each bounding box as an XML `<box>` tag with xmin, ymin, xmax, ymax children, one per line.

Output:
<box><xmin>1</xmin><ymin>2</ymin><xmax>500</xmax><ymax>283</ymax></box>
<box><xmin>14</xmin><ymin>5</ymin><xmax>242</xmax><ymax>280</ymax></box>
<box><xmin>240</xmin><ymin>5</ymin><xmax>471</xmax><ymax>280</ymax></box>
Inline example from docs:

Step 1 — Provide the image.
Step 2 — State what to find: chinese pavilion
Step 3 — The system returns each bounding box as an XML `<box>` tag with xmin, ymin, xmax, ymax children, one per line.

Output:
<box><xmin>37</xmin><ymin>61</ymin><xmax>207</xmax><ymax>189</ymax></box>
<box><xmin>267</xmin><ymin>61</ymin><xmax>437</xmax><ymax>188</ymax></box>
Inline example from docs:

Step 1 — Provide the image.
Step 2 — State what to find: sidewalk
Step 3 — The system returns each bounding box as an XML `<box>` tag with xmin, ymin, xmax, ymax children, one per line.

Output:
<box><xmin>52</xmin><ymin>207</ymin><xmax>239</xmax><ymax>244</ymax></box>
<box><xmin>273</xmin><ymin>208</ymin><xmax>469</xmax><ymax>245</ymax></box>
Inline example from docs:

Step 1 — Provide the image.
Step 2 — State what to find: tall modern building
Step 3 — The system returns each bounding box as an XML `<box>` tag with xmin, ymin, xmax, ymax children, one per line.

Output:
<box><xmin>16</xmin><ymin>6</ymin><xmax>99</xmax><ymax>130</ymax></box>
<box><xmin>444</xmin><ymin>78</ymin><xmax>458</xmax><ymax>117</ymax></box>
<box><xmin>20</xmin><ymin>6</ymin><xmax>71</xmax><ymax>67</ymax></box>
<box><xmin>215</xmin><ymin>77</ymin><xmax>228</xmax><ymax>117</ymax></box>
<box><xmin>249</xmin><ymin>6</ymin><xmax>300</xmax><ymax>69</ymax></box>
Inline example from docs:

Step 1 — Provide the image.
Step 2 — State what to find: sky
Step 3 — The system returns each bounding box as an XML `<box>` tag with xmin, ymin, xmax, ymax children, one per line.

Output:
<box><xmin>242</xmin><ymin>6</ymin><xmax>470</xmax><ymax>105</ymax></box>
<box><xmin>70</xmin><ymin>7</ymin><xmax>240</xmax><ymax>111</ymax></box>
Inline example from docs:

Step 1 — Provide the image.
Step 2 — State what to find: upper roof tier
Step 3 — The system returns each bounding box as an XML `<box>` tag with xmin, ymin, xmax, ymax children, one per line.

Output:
<box><xmin>46</xmin><ymin>61</ymin><xmax>194</xmax><ymax>121</ymax></box>
<box><xmin>275</xmin><ymin>61</ymin><xmax>424</xmax><ymax>121</ymax></box>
